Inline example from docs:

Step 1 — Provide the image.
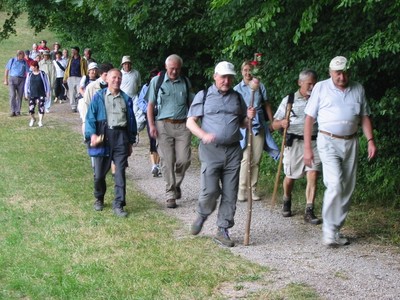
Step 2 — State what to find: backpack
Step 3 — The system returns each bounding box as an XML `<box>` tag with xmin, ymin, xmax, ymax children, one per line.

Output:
<box><xmin>133</xmin><ymin>95</ymin><xmax>147</xmax><ymax>132</ymax></box>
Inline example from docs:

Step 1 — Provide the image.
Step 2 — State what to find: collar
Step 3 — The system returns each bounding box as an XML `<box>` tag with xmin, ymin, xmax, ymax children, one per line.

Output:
<box><xmin>106</xmin><ymin>89</ymin><xmax>121</xmax><ymax>97</ymax></box>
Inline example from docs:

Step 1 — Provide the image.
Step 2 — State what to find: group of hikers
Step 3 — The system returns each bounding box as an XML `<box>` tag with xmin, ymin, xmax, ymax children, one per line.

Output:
<box><xmin>4</xmin><ymin>44</ymin><xmax>376</xmax><ymax>248</ymax></box>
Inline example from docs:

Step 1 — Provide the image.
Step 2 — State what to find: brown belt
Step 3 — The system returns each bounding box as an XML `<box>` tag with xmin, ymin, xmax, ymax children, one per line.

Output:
<box><xmin>163</xmin><ymin>118</ymin><xmax>186</xmax><ymax>124</ymax></box>
<box><xmin>319</xmin><ymin>130</ymin><xmax>357</xmax><ymax>140</ymax></box>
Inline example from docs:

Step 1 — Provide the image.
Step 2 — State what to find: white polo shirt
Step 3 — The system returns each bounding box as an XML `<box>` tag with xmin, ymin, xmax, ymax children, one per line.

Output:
<box><xmin>305</xmin><ymin>78</ymin><xmax>370</xmax><ymax>136</ymax></box>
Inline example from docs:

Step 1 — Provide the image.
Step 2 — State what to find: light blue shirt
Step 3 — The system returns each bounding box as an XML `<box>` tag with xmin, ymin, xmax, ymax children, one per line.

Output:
<box><xmin>188</xmin><ymin>85</ymin><xmax>247</xmax><ymax>145</ymax></box>
<box><xmin>6</xmin><ymin>57</ymin><xmax>29</xmax><ymax>77</ymax></box>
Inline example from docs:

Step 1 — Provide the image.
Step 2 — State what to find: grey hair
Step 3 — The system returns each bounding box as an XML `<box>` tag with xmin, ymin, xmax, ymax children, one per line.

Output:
<box><xmin>299</xmin><ymin>69</ymin><xmax>317</xmax><ymax>81</ymax></box>
<box><xmin>165</xmin><ymin>54</ymin><xmax>183</xmax><ymax>66</ymax></box>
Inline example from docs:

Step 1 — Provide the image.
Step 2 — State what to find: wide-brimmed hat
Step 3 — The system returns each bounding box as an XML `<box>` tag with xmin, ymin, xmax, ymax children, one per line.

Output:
<box><xmin>329</xmin><ymin>56</ymin><xmax>348</xmax><ymax>71</ymax></box>
<box><xmin>214</xmin><ymin>61</ymin><xmax>236</xmax><ymax>76</ymax></box>
<box><xmin>42</xmin><ymin>50</ymin><xmax>50</xmax><ymax>56</ymax></box>
<box><xmin>121</xmin><ymin>55</ymin><xmax>132</xmax><ymax>65</ymax></box>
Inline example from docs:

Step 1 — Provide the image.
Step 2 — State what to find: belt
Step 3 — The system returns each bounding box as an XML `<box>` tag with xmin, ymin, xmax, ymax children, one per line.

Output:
<box><xmin>162</xmin><ymin>118</ymin><xmax>186</xmax><ymax>124</ymax></box>
<box><xmin>319</xmin><ymin>130</ymin><xmax>357</xmax><ymax>140</ymax></box>
<box><xmin>108</xmin><ymin>126</ymin><xmax>127</xmax><ymax>130</ymax></box>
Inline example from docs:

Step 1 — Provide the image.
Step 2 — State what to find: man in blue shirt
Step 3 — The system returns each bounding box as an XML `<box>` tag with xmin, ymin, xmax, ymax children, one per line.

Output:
<box><xmin>3</xmin><ymin>50</ymin><xmax>30</xmax><ymax>116</ymax></box>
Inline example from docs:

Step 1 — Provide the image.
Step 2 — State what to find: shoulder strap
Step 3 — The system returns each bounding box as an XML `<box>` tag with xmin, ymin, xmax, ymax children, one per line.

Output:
<box><xmin>10</xmin><ymin>58</ymin><xmax>16</xmax><ymax>69</ymax></box>
<box><xmin>155</xmin><ymin>71</ymin><xmax>191</xmax><ymax>107</ymax></box>
<box><xmin>183</xmin><ymin>76</ymin><xmax>190</xmax><ymax>106</ymax></box>
<box><xmin>288</xmin><ymin>93</ymin><xmax>295</xmax><ymax>104</ymax></box>
<box><xmin>259</xmin><ymin>87</ymin><xmax>264</xmax><ymax>102</ymax></box>
<box><xmin>155</xmin><ymin>71</ymin><xmax>166</xmax><ymax>98</ymax></box>
<box><xmin>55</xmin><ymin>60</ymin><xmax>65</xmax><ymax>72</ymax></box>
<box><xmin>202</xmin><ymin>88</ymin><xmax>208</xmax><ymax>103</ymax></box>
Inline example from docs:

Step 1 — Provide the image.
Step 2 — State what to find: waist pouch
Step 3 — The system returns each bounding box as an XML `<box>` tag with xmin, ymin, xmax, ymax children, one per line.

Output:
<box><xmin>286</xmin><ymin>134</ymin><xmax>317</xmax><ymax>147</ymax></box>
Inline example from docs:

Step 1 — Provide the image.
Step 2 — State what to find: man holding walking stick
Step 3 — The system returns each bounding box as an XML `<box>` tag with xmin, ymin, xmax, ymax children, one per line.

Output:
<box><xmin>272</xmin><ymin>69</ymin><xmax>321</xmax><ymax>224</ymax></box>
<box><xmin>187</xmin><ymin>61</ymin><xmax>255</xmax><ymax>247</ymax></box>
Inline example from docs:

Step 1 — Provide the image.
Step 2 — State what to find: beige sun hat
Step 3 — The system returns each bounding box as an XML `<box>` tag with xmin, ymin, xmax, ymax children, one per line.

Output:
<box><xmin>121</xmin><ymin>55</ymin><xmax>132</xmax><ymax>65</ymax></box>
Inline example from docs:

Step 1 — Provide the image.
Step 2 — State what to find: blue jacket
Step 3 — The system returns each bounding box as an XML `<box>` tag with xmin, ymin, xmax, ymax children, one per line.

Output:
<box><xmin>85</xmin><ymin>88</ymin><xmax>137</xmax><ymax>147</ymax></box>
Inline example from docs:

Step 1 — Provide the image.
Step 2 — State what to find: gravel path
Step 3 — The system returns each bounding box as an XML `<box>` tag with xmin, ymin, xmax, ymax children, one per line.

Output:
<box><xmin>51</xmin><ymin>102</ymin><xmax>400</xmax><ymax>299</ymax></box>
<box><xmin>128</xmin><ymin>131</ymin><xmax>400</xmax><ymax>300</ymax></box>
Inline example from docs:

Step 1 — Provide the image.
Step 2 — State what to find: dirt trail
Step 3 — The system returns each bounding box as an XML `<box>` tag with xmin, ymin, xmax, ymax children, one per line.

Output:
<box><xmin>50</xmin><ymin>102</ymin><xmax>400</xmax><ymax>299</ymax></box>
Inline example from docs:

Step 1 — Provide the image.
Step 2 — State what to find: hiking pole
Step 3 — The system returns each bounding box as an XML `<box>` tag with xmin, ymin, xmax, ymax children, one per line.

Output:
<box><xmin>271</xmin><ymin>101</ymin><xmax>292</xmax><ymax>207</ymax></box>
<box><xmin>244</xmin><ymin>78</ymin><xmax>259</xmax><ymax>246</ymax></box>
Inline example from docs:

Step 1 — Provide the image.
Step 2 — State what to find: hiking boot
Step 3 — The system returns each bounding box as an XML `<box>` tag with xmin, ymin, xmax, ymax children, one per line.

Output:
<box><xmin>323</xmin><ymin>232</ymin><xmax>350</xmax><ymax>247</ymax></box>
<box><xmin>191</xmin><ymin>214</ymin><xmax>207</xmax><ymax>235</ymax></box>
<box><xmin>238</xmin><ymin>189</ymin><xmax>247</xmax><ymax>202</ymax></box>
<box><xmin>252</xmin><ymin>190</ymin><xmax>261</xmax><ymax>201</ymax></box>
<box><xmin>113</xmin><ymin>207</ymin><xmax>128</xmax><ymax>217</ymax></box>
<box><xmin>175</xmin><ymin>187</ymin><xmax>182</xmax><ymax>200</ymax></box>
<box><xmin>282</xmin><ymin>198</ymin><xmax>292</xmax><ymax>217</ymax></box>
<box><xmin>93</xmin><ymin>198</ymin><xmax>104</xmax><ymax>211</ymax></box>
<box><xmin>304</xmin><ymin>206</ymin><xmax>322</xmax><ymax>225</ymax></box>
<box><xmin>166</xmin><ymin>199</ymin><xmax>177</xmax><ymax>209</ymax></box>
<box><xmin>213</xmin><ymin>227</ymin><xmax>235</xmax><ymax>247</ymax></box>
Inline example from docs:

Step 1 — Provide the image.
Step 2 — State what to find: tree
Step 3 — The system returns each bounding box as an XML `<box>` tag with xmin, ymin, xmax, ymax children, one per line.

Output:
<box><xmin>1</xmin><ymin>0</ymin><xmax>399</xmax><ymax>203</ymax></box>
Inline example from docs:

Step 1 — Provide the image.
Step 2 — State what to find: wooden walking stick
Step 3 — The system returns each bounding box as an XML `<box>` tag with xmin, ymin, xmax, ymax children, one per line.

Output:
<box><xmin>271</xmin><ymin>96</ymin><xmax>293</xmax><ymax>207</ymax></box>
<box><xmin>244</xmin><ymin>78</ymin><xmax>259</xmax><ymax>246</ymax></box>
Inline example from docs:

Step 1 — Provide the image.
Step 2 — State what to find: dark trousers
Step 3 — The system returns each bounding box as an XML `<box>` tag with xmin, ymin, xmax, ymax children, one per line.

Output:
<box><xmin>54</xmin><ymin>77</ymin><xmax>66</xmax><ymax>100</ymax></box>
<box><xmin>93</xmin><ymin>128</ymin><xmax>129</xmax><ymax>208</ymax></box>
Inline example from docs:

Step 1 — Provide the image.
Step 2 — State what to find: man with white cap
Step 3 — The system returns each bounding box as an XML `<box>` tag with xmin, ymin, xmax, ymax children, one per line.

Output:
<box><xmin>120</xmin><ymin>55</ymin><xmax>141</xmax><ymax>99</ymax></box>
<box><xmin>304</xmin><ymin>56</ymin><xmax>377</xmax><ymax>247</ymax></box>
<box><xmin>187</xmin><ymin>61</ymin><xmax>256</xmax><ymax>247</ymax></box>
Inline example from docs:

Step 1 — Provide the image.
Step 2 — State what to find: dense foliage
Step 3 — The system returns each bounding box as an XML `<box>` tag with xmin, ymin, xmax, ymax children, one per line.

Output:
<box><xmin>1</xmin><ymin>0</ymin><xmax>399</xmax><ymax>205</ymax></box>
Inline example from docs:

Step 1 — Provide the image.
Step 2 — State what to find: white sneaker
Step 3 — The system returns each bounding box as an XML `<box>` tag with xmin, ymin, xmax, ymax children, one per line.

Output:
<box><xmin>151</xmin><ymin>165</ymin><xmax>160</xmax><ymax>177</ymax></box>
<box><xmin>38</xmin><ymin>121</ymin><xmax>43</xmax><ymax>127</ymax></box>
<box><xmin>29</xmin><ymin>118</ymin><xmax>35</xmax><ymax>127</ymax></box>
<box><xmin>45</xmin><ymin>109</ymin><xmax>50</xmax><ymax>113</ymax></box>
<box><xmin>54</xmin><ymin>97</ymin><xmax>58</xmax><ymax>103</ymax></box>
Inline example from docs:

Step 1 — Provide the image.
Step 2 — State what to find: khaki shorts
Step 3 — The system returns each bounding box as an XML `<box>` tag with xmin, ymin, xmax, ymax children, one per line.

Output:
<box><xmin>283</xmin><ymin>139</ymin><xmax>321</xmax><ymax>179</ymax></box>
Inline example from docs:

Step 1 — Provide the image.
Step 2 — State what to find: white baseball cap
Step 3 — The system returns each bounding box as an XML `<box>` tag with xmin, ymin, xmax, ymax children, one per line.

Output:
<box><xmin>329</xmin><ymin>56</ymin><xmax>348</xmax><ymax>71</ymax></box>
<box><xmin>88</xmin><ymin>62</ymin><xmax>98</xmax><ymax>71</ymax></box>
<box><xmin>214</xmin><ymin>61</ymin><xmax>236</xmax><ymax>76</ymax></box>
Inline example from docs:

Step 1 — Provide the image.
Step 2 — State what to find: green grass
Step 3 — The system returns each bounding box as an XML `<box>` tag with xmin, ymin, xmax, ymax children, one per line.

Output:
<box><xmin>0</xmin><ymin>13</ymin><xmax>322</xmax><ymax>300</ymax></box>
